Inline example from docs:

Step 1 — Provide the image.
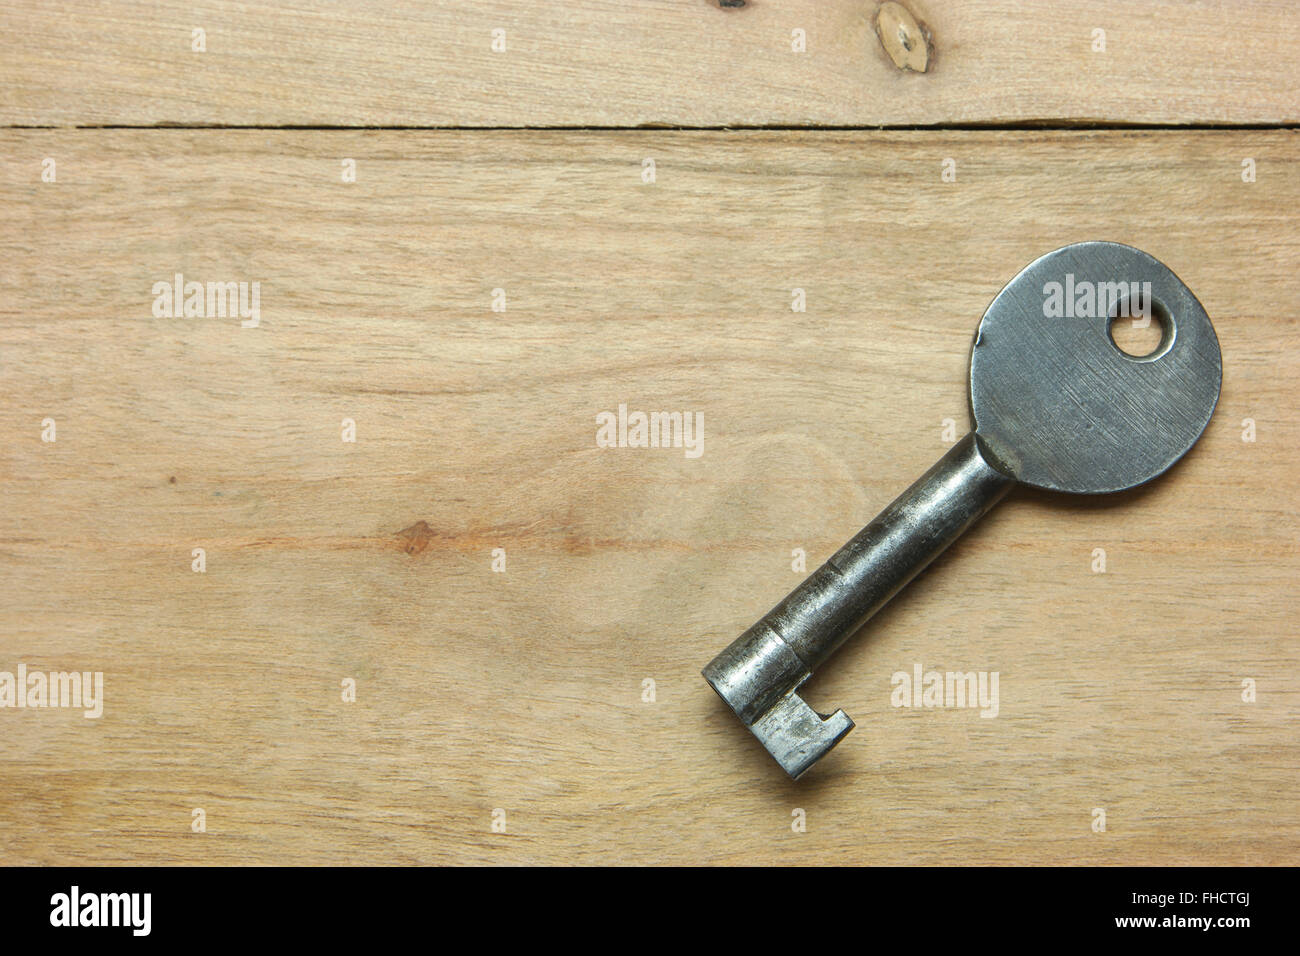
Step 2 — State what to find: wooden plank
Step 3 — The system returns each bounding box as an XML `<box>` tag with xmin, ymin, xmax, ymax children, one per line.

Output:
<box><xmin>1</xmin><ymin>1</ymin><xmax>1298</xmax><ymax>127</ymax></box>
<box><xmin>0</xmin><ymin>129</ymin><xmax>1296</xmax><ymax>864</ymax></box>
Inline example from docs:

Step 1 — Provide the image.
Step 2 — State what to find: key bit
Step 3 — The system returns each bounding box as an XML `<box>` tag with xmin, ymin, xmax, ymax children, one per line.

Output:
<box><xmin>702</xmin><ymin>241</ymin><xmax>1222</xmax><ymax>779</ymax></box>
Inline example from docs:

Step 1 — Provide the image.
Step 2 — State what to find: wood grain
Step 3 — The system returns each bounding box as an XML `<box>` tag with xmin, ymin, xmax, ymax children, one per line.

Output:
<box><xmin>1</xmin><ymin>1</ymin><xmax>1298</xmax><ymax>127</ymax></box>
<box><xmin>0</xmin><ymin>129</ymin><xmax>1297</xmax><ymax>865</ymax></box>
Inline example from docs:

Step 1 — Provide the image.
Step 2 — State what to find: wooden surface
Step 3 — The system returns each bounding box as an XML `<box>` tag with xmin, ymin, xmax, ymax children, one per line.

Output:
<box><xmin>2</xmin><ymin>0</ymin><xmax>1299</xmax><ymax>126</ymax></box>
<box><xmin>1</xmin><ymin>127</ymin><xmax>1296</xmax><ymax>865</ymax></box>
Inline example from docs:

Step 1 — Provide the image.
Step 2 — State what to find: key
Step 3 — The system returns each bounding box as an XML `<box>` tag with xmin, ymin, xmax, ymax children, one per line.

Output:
<box><xmin>701</xmin><ymin>241</ymin><xmax>1222</xmax><ymax>779</ymax></box>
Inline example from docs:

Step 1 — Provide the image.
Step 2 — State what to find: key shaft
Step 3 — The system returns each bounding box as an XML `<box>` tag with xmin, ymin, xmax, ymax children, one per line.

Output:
<box><xmin>702</xmin><ymin>432</ymin><xmax>1013</xmax><ymax>778</ymax></box>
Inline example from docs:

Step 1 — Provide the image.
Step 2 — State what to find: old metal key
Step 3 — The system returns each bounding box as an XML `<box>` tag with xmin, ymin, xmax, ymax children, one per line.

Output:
<box><xmin>702</xmin><ymin>242</ymin><xmax>1222</xmax><ymax>778</ymax></box>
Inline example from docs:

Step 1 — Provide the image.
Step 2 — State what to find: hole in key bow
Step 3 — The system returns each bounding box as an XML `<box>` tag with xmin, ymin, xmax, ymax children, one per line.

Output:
<box><xmin>1108</xmin><ymin>296</ymin><xmax>1174</xmax><ymax>361</ymax></box>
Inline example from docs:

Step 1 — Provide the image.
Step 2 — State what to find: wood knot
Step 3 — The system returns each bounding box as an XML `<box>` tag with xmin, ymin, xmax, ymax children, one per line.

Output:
<box><xmin>395</xmin><ymin>520</ymin><xmax>435</xmax><ymax>555</ymax></box>
<box><xmin>875</xmin><ymin>1</ymin><xmax>933</xmax><ymax>73</ymax></box>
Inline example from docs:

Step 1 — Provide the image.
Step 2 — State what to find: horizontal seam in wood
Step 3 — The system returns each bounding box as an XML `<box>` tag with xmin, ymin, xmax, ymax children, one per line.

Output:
<box><xmin>3</xmin><ymin>123</ymin><xmax>1299</xmax><ymax>133</ymax></box>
